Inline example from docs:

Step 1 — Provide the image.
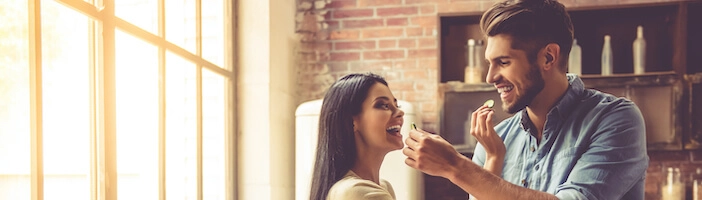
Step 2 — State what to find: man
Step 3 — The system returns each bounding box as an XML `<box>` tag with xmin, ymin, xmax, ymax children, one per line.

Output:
<box><xmin>402</xmin><ymin>0</ymin><xmax>648</xmax><ymax>199</ymax></box>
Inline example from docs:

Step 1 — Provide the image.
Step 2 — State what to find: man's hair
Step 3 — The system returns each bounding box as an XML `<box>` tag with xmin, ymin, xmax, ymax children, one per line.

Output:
<box><xmin>480</xmin><ymin>0</ymin><xmax>574</xmax><ymax>71</ymax></box>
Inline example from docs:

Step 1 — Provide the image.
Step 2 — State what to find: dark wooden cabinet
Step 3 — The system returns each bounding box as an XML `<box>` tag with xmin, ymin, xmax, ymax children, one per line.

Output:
<box><xmin>438</xmin><ymin>1</ymin><xmax>702</xmax><ymax>151</ymax></box>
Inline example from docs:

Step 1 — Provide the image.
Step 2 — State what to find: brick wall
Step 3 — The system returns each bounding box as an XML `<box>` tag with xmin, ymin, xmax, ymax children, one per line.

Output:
<box><xmin>295</xmin><ymin>0</ymin><xmax>698</xmax><ymax>199</ymax></box>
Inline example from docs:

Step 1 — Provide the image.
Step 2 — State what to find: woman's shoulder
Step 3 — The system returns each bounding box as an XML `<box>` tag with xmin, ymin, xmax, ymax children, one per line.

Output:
<box><xmin>327</xmin><ymin>171</ymin><xmax>396</xmax><ymax>200</ymax></box>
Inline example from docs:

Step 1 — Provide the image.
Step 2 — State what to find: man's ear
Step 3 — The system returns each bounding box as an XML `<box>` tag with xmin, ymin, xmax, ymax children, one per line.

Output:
<box><xmin>542</xmin><ymin>43</ymin><xmax>561</xmax><ymax>71</ymax></box>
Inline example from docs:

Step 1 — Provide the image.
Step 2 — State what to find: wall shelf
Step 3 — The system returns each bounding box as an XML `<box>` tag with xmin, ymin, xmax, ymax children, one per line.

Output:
<box><xmin>437</xmin><ymin>1</ymin><xmax>702</xmax><ymax>151</ymax></box>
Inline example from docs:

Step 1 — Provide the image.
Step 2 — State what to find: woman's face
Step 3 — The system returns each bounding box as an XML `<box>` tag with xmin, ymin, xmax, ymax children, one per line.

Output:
<box><xmin>352</xmin><ymin>82</ymin><xmax>405</xmax><ymax>153</ymax></box>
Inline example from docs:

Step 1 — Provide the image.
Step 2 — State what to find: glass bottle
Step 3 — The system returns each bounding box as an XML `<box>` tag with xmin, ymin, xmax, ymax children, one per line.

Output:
<box><xmin>601</xmin><ymin>35</ymin><xmax>613</xmax><ymax>76</ymax></box>
<box><xmin>464</xmin><ymin>39</ymin><xmax>482</xmax><ymax>84</ymax></box>
<box><xmin>633</xmin><ymin>25</ymin><xmax>646</xmax><ymax>74</ymax></box>
<box><xmin>694</xmin><ymin>168</ymin><xmax>702</xmax><ymax>200</ymax></box>
<box><xmin>568</xmin><ymin>39</ymin><xmax>582</xmax><ymax>75</ymax></box>
<box><xmin>475</xmin><ymin>39</ymin><xmax>486</xmax><ymax>81</ymax></box>
<box><xmin>662</xmin><ymin>167</ymin><xmax>685</xmax><ymax>200</ymax></box>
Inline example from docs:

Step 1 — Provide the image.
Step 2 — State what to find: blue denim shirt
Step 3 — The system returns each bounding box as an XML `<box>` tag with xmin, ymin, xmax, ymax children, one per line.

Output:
<box><xmin>472</xmin><ymin>75</ymin><xmax>648</xmax><ymax>200</ymax></box>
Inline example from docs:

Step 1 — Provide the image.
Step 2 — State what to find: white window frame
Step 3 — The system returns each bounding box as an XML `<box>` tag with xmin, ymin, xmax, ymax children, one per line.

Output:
<box><xmin>26</xmin><ymin>0</ymin><xmax>237</xmax><ymax>199</ymax></box>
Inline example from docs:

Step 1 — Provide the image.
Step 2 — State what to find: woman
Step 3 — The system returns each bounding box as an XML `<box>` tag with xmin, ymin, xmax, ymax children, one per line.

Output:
<box><xmin>309</xmin><ymin>73</ymin><xmax>405</xmax><ymax>200</ymax></box>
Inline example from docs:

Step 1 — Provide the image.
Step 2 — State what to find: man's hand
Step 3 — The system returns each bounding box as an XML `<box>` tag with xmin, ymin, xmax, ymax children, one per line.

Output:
<box><xmin>471</xmin><ymin>105</ymin><xmax>505</xmax><ymax>159</ymax></box>
<box><xmin>402</xmin><ymin>129</ymin><xmax>463</xmax><ymax>178</ymax></box>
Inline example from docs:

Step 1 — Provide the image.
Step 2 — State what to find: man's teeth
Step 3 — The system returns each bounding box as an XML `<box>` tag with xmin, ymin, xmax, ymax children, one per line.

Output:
<box><xmin>386</xmin><ymin>125</ymin><xmax>401</xmax><ymax>132</ymax></box>
<box><xmin>498</xmin><ymin>86</ymin><xmax>514</xmax><ymax>93</ymax></box>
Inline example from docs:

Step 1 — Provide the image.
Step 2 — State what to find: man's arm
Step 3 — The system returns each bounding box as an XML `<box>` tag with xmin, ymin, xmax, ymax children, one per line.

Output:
<box><xmin>552</xmin><ymin>101</ymin><xmax>648</xmax><ymax>199</ymax></box>
<box><xmin>403</xmin><ymin>130</ymin><xmax>557</xmax><ymax>200</ymax></box>
<box><xmin>450</xmin><ymin>156</ymin><xmax>558</xmax><ymax>200</ymax></box>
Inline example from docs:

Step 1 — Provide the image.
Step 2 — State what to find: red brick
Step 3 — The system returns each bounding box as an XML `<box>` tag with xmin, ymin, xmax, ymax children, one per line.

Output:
<box><xmin>361</xmin><ymin>28</ymin><xmax>403</xmax><ymax>38</ymax></box>
<box><xmin>424</xmin><ymin>27</ymin><xmax>436</xmax><ymax>36</ymax></box>
<box><xmin>404</xmin><ymin>90</ymin><xmax>433</xmax><ymax>102</ymax></box>
<box><xmin>332</xmin><ymin>9</ymin><xmax>373</xmax><ymax>19</ymax></box>
<box><xmin>329</xmin><ymin>30</ymin><xmax>360</xmax><ymax>40</ymax></box>
<box><xmin>358</xmin><ymin>0</ymin><xmax>402</xmax><ymax>7</ymax></box>
<box><xmin>405</xmin><ymin>0</ymin><xmax>448</xmax><ymax>4</ymax></box>
<box><xmin>301</xmin><ymin>41</ymin><xmax>332</xmax><ymax>52</ymax></box>
<box><xmin>438</xmin><ymin>2</ymin><xmax>482</xmax><ymax>13</ymax></box>
<box><xmin>334</xmin><ymin>41</ymin><xmax>376</xmax><ymax>50</ymax></box>
<box><xmin>386</xmin><ymin>18</ymin><xmax>408</xmax><ymax>26</ymax></box>
<box><xmin>415</xmin><ymin>81</ymin><xmax>437</xmax><ymax>91</ymax></box>
<box><xmin>421</xmin><ymin>101</ymin><xmax>437</xmax><ymax>113</ymax></box>
<box><xmin>403</xmin><ymin>69</ymin><xmax>430</xmax><ymax>79</ymax></box>
<box><xmin>326</xmin><ymin>20</ymin><xmax>340</xmax><ymax>29</ymax></box>
<box><xmin>419</xmin><ymin>58</ymin><xmax>438</xmax><ymax>69</ymax></box>
<box><xmin>420</xmin><ymin>5</ymin><xmax>436</xmax><ymax>14</ymax></box>
<box><xmin>298</xmin><ymin>52</ymin><xmax>318</xmax><ymax>61</ymax></box>
<box><xmin>377</xmin><ymin>7</ymin><xmax>418</xmax><ymax>17</ymax></box>
<box><xmin>389</xmin><ymin>81</ymin><xmax>414</xmax><ymax>90</ymax></box>
<box><xmin>410</xmin><ymin>16</ymin><xmax>437</xmax><ymax>26</ymax></box>
<box><xmin>343</xmin><ymin>19</ymin><xmax>384</xmax><ymax>28</ymax></box>
<box><xmin>327</xmin><ymin>62</ymin><xmax>349</xmax><ymax>72</ymax></box>
<box><xmin>406</xmin><ymin>27</ymin><xmax>424</xmax><ymax>37</ymax></box>
<box><xmin>349</xmin><ymin>61</ymin><xmax>393</xmax><ymax>71</ymax></box>
<box><xmin>328</xmin><ymin>0</ymin><xmax>357</xmax><ymax>9</ymax></box>
<box><xmin>378</xmin><ymin>40</ymin><xmax>397</xmax><ymax>49</ymax></box>
<box><xmin>330</xmin><ymin>52</ymin><xmax>360</xmax><ymax>61</ymax></box>
<box><xmin>408</xmin><ymin>48</ymin><xmax>437</xmax><ymax>58</ymax></box>
<box><xmin>363</xmin><ymin>50</ymin><xmax>405</xmax><ymax>60</ymax></box>
<box><xmin>394</xmin><ymin>59</ymin><xmax>417</xmax><ymax>69</ymax></box>
<box><xmin>398</xmin><ymin>39</ymin><xmax>416</xmax><ymax>48</ymax></box>
<box><xmin>418</xmin><ymin>37</ymin><xmax>436</xmax><ymax>48</ymax></box>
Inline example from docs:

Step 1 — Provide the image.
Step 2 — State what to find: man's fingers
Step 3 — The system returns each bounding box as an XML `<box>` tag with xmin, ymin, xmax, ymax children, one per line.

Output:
<box><xmin>486</xmin><ymin>110</ymin><xmax>495</xmax><ymax>128</ymax></box>
<box><xmin>404</xmin><ymin>157</ymin><xmax>417</xmax><ymax>168</ymax></box>
<box><xmin>404</xmin><ymin>136</ymin><xmax>418</xmax><ymax>150</ymax></box>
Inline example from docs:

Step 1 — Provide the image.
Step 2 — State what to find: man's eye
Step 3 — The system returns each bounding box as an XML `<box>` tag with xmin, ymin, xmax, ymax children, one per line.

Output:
<box><xmin>499</xmin><ymin>60</ymin><xmax>510</xmax><ymax>66</ymax></box>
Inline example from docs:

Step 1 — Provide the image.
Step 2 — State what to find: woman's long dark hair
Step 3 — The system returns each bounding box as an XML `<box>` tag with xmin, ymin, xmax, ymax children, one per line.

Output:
<box><xmin>309</xmin><ymin>73</ymin><xmax>388</xmax><ymax>200</ymax></box>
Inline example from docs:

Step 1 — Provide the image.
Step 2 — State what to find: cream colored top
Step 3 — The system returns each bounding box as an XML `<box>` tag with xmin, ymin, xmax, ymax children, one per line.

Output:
<box><xmin>327</xmin><ymin>170</ymin><xmax>396</xmax><ymax>200</ymax></box>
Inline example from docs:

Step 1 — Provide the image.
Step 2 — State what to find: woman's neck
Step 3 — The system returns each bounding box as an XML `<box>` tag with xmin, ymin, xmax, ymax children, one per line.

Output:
<box><xmin>351</xmin><ymin>149</ymin><xmax>387</xmax><ymax>184</ymax></box>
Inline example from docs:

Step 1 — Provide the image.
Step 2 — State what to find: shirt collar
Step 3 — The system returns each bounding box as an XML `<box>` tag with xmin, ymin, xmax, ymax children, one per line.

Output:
<box><xmin>518</xmin><ymin>74</ymin><xmax>585</xmax><ymax>132</ymax></box>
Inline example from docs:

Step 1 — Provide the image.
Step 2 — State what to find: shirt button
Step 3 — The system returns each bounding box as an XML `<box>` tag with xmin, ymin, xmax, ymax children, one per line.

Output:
<box><xmin>530</xmin><ymin>146</ymin><xmax>535</xmax><ymax>152</ymax></box>
<box><xmin>535</xmin><ymin>165</ymin><xmax>540</xmax><ymax>170</ymax></box>
<box><xmin>521</xmin><ymin>179</ymin><xmax>526</xmax><ymax>186</ymax></box>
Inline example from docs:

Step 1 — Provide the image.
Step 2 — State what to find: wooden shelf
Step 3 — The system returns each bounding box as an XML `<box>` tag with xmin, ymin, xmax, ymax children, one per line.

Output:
<box><xmin>437</xmin><ymin>1</ymin><xmax>702</xmax><ymax>151</ymax></box>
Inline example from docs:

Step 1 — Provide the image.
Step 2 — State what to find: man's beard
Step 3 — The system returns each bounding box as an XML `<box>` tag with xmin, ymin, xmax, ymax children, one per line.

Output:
<box><xmin>505</xmin><ymin>64</ymin><xmax>545</xmax><ymax>114</ymax></box>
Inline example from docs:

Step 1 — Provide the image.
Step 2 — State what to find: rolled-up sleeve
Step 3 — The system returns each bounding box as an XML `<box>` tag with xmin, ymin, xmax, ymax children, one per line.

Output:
<box><xmin>554</xmin><ymin>101</ymin><xmax>648</xmax><ymax>200</ymax></box>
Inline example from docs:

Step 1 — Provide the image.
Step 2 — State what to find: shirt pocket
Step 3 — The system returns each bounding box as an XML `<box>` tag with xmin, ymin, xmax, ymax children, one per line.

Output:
<box><xmin>545</xmin><ymin>147</ymin><xmax>580</xmax><ymax>187</ymax></box>
<box><xmin>552</xmin><ymin>147</ymin><xmax>579</xmax><ymax>171</ymax></box>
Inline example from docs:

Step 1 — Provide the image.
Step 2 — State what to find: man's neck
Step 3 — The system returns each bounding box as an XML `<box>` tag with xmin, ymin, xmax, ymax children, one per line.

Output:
<box><xmin>526</xmin><ymin>75</ymin><xmax>569</xmax><ymax>142</ymax></box>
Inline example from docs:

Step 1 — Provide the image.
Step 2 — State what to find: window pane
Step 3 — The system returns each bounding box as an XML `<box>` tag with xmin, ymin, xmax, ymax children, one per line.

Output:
<box><xmin>202</xmin><ymin>0</ymin><xmax>224</xmax><ymax>67</ymax></box>
<box><xmin>115</xmin><ymin>30</ymin><xmax>159</xmax><ymax>200</ymax></box>
<box><xmin>165</xmin><ymin>51</ymin><xmax>197</xmax><ymax>200</ymax></box>
<box><xmin>202</xmin><ymin>69</ymin><xmax>226</xmax><ymax>199</ymax></box>
<box><xmin>0</xmin><ymin>0</ymin><xmax>30</xmax><ymax>199</ymax></box>
<box><xmin>41</xmin><ymin>1</ymin><xmax>91</xmax><ymax>199</ymax></box>
<box><xmin>166</xmin><ymin>0</ymin><xmax>196</xmax><ymax>54</ymax></box>
<box><xmin>115</xmin><ymin>0</ymin><xmax>157</xmax><ymax>34</ymax></box>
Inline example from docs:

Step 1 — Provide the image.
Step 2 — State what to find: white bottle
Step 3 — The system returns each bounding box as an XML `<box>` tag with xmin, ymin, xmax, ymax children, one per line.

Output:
<box><xmin>633</xmin><ymin>26</ymin><xmax>646</xmax><ymax>74</ymax></box>
<box><xmin>568</xmin><ymin>39</ymin><xmax>582</xmax><ymax>75</ymax></box>
<box><xmin>601</xmin><ymin>35</ymin><xmax>613</xmax><ymax>76</ymax></box>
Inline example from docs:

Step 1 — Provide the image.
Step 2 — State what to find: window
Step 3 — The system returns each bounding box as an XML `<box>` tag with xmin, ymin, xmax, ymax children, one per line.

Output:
<box><xmin>0</xmin><ymin>0</ymin><xmax>235</xmax><ymax>199</ymax></box>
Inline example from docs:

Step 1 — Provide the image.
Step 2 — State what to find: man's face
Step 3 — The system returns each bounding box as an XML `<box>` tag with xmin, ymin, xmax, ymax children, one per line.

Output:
<box><xmin>484</xmin><ymin>34</ymin><xmax>545</xmax><ymax>114</ymax></box>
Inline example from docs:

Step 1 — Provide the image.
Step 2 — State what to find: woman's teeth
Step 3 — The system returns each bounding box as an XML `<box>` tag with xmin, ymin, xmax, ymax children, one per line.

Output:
<box><xmin>497</xmin><ymin>86</ymin><xmax>514</xmax><ymax>93</ymax></box>
<box><xmin>386</xmin><ymin>125</ymin><xmax>401</xmax><ymax>133</ymax></box>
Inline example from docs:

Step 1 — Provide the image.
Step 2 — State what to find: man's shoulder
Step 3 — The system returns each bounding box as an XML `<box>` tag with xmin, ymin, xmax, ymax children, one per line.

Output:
<box><xmin>578</xmin><ymin>88</ymin><xmax>641</xmax><ymax>115</ymax></box>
